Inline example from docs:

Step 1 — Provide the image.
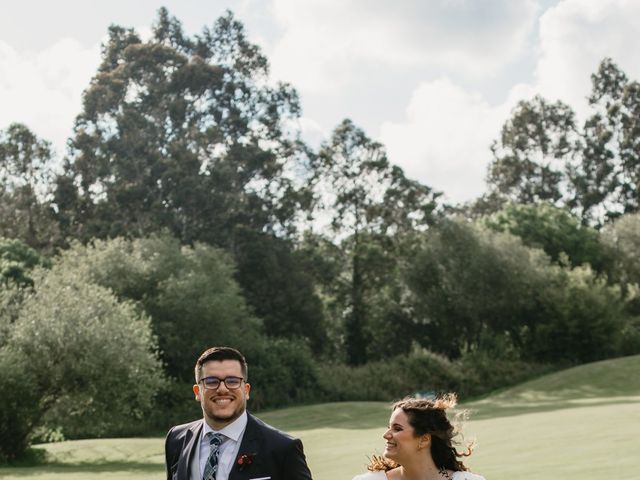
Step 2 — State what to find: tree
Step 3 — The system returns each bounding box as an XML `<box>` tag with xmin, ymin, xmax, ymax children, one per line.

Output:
<box><xmin>0</xmin><ymin>259</ymin><xmax>164</xmax><ymax>458</ymax></box>
<box><xmin>482</xmin><ymin>202</ymin><xmax>608</xmax><ymax>272</ymax></box>
<box><xmin>232</xmin><ymin>228</ymin><xmax>327</xmax><ymax>353</ymax></box>
<box><xmin>406</xmin><ymin>219</ymin><xmax>553</xmax><ymax>358</ymax></box>
<box><xmin>406</xmin><ymin>218</ymin><xmax>633</xmax><ymax>362</ymax></box>
<box><xmin>601</xmin><ymin>212</ymin><xmax>640</xmax><ymax>286</ymax></box>
<box><xmin>55</xmin><ymin>234</ymin><xmax>262</xmax><ymax>381</ymax></box>
<box><xmin>487</xmin><ymin>95</ymin><xmax>579</xmax><ymax>206</ymax></box>
<box><xmin>312</xmin><ymin>119</ymin><xmax>441</xmax><ymax>364</ymax></box>
<box><xmin>577</xmin><ymin>58</ymin><xmax>640</xmax><ymax>222</ymax></box>
<box><xmin>574</xmin><ymin>59</ymin><xmax>628</xmax><ymax>222</ymax></box>
<box><xmin>0</xmin><ymin>238</ymin><xmax>48</xmax><ymax>288</ymax></box>
<box><xmin>600</xmin><ymin>212</ymin><xmax>640</xmax><ymax>316</ymax></box>
<box><xmin>485</xmin><ymin>58</ymin><xmax>640</xmax><ymax>225</ymax></box>
<box><xmin>0</xmin><ymin>349</ymin><xmax>41</xmax><ymax>461</ymax></box>
<box><xmin>0</xmin><ymin>124</ymin><xmax>59</xmax><ymax>251</ymax></box>
<box><xmin>529</xmin><ymin>265</ymin><xmax>630</xmax><ymax>363</ymax></box>
<box><xmin>56</xmin><ymin>8</ymin><xmax>309</xmax><ymax>246</ymax></box>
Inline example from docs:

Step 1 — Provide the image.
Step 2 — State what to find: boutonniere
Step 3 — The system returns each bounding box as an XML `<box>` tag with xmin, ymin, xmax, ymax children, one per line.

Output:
<box><xmin>236</xmin><ymin>452</ymin><xmax>257</xmax><ymax>470</ymax></box>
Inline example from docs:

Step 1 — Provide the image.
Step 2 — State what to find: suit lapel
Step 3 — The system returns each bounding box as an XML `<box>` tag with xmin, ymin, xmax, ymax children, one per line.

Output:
<box><xmin>229</xmin><ymin>414</ymin><xmax>262</xmax><ymax>480</ymax></box>
<box><xmin>177</xmin><ymin>420</ymin><xmax>203</xmax><ymax>480</ymax></box>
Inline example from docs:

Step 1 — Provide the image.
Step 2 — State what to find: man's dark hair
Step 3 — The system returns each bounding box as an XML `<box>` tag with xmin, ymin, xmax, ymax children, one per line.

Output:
<box><xmin>194</xmin><ymin>346</ymin><xmax>248</xmax><ymax>382</ymax></box>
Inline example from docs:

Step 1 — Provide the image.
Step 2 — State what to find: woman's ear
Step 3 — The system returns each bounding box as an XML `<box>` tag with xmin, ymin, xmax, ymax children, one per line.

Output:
<box><xmin>418</xmin><ymin>433</ymin><xmax>431</xmax><ymax>449</ymax></box>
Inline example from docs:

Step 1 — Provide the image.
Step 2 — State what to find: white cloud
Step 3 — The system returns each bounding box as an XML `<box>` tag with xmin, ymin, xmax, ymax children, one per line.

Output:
<box><xmin>267</xmin><ymin>0</ymin><xmax>539</xmax><ymax>94</ymax></box>
<box><xmin>377</xmin><ymin>0</ymin><xmax>640</xmax><ymax>205</ymax></box>
<box><xmin>535</xmin><ymin>0</ymin><xmax>640</xmax><ymax>119</ymax></box>
<box><xmin>0</xmin><ymin>38</ymin><xmax>100</xmax><ymax>158</ymax></box>
<box><xmin>380</xmin><ymin>78</ymin><xmax>519</xmax><ymax>204</ymax></box>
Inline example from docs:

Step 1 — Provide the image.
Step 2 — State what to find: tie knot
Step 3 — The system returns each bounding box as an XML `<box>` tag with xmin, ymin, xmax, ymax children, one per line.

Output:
<box><xmin>208</xmin><ymin>432</ymin><xmax>224</xmax><ymax>447</ymax></box>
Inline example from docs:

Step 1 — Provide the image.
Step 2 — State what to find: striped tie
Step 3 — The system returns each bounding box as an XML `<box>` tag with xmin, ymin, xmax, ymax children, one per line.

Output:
<box><xmin>203</xmin><ymin>433</ymin><xmax>224</xmax><ymax>480</ymax></box>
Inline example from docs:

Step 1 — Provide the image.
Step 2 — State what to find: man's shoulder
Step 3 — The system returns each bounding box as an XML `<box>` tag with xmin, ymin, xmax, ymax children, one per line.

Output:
<box><xmin>166</xmin><ymin>419</ymin><xmax>202</xmax><ymax>440</ymax></box>
<box><xmin>247</xmin><ymin>413</ymin><xmax>296</xmax><ymax>442</ymax></box>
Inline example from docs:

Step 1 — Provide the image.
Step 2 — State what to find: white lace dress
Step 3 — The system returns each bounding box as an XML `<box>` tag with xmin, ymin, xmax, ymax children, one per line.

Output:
<box><xmin>352</xmin><ymin>471</ymin><xmax>486</xmax><ymax>480</ymax></box>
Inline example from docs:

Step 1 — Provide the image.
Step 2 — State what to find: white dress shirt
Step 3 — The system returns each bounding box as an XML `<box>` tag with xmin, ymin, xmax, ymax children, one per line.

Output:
<box><xmin>198</xmin><ymin>410</ymin><xmax>248</xmax><ymax>480</ymax></box>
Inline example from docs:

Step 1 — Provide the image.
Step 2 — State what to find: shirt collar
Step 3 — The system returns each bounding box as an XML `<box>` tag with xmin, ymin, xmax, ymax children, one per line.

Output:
<box><xmin>202</xmin><ymin>410</ymin><xmax>248</xmax><ymax>443</ymax></box>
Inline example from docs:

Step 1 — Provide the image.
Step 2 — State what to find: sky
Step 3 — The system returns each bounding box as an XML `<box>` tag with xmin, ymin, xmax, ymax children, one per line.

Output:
<box><xmin>1</xmin><ymin>0</ymin><xmax>639</xmax><ymax>204</ymax></box>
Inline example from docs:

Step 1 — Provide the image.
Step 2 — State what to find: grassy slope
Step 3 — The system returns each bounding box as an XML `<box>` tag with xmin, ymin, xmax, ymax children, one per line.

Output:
<box><xmin>1</xmin><ymin>355</ymin><xmax>638</xmax><ymax>480</ymax></box>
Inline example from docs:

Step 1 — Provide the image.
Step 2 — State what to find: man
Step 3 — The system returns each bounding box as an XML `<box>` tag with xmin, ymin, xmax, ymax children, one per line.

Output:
<box><xmin>165</xmin><ymin>346</ymin><xmax>313</xmax><ymax>480</ymax></box>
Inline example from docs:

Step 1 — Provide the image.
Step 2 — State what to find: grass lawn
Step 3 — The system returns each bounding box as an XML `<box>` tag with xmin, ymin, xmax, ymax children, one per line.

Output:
<box><xmin>1</xmin><ymin>355</ymin><xmax>638</xmax><ymax>480</ymax></box>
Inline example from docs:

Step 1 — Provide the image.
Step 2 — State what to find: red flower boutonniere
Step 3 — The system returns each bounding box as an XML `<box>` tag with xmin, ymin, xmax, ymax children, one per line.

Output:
<box><xmin>236</xmin><ymin>452</ymin><xmax>257</xmax><ymax>470</ymax></box>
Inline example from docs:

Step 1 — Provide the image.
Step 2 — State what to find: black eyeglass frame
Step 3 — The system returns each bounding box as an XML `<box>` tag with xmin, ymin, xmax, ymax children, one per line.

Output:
<box><xmin>198</xmin><ymin>375</ymin><xmax>245</xmax><ymax>390</ymax></box>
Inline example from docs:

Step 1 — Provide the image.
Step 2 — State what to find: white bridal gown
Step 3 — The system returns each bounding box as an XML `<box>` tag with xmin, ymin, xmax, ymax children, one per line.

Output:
<box><xmin>352</xmin><ymin>471</ymin><xmax>486</xmax><ymax>480</ymax></box>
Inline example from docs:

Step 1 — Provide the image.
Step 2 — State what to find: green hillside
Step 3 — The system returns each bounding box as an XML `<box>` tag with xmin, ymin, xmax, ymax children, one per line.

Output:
<box><xmin>466</xmin><ymin>353</ymin><xmax>640</xmax><ymax>419</ymax></box>
<box><xmin>1</xmin><ymin>355</ymin><xmax>638</xmax><ymax>480</ymax></box>
<box><xmin>457</xmin><ymin>354</ymin><xmax>640</xmax><ymax>480</ymax></box>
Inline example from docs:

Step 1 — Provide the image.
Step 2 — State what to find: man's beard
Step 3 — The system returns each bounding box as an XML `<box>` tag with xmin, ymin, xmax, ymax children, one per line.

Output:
<box><xmin>203</xmin><ymin>397</ymin><xmax>246</xmax><ymax>425</ymax></box>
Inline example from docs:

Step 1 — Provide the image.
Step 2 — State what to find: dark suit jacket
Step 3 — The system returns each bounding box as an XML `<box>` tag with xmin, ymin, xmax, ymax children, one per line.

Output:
<box><xmin>165</xmin><ymin>413</ymin><xmax>313</xmax><ymax>480</ymax></box>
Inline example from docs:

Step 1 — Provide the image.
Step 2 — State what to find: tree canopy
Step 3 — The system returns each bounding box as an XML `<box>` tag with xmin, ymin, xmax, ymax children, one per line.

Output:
<box><xmin>486</xmin><ymin>58</ymin><xmax>640</xmax><ymax>226</ymax></box>
<box><xmin>57</xmin><ymin>8</ymin><xmax>310</xmax><ymax>246</ymax></box>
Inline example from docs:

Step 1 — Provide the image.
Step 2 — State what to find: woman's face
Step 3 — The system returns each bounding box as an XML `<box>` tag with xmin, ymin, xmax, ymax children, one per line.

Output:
<box><xmin>383</xmin><ymin>408</ymin><xmax>423</xmax><ymax>464</ymax></box>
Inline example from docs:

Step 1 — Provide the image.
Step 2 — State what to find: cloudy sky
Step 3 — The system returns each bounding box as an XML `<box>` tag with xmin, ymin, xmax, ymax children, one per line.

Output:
<box><xmin>1</xmin><ymin>0</ymin><xmax>639</xmax><ymax>204</ymax></box>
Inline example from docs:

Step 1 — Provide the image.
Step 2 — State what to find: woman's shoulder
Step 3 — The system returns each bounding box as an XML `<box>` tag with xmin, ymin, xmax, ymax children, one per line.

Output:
<box><xmin>352</xmin><ymin>472</ymin><xmax>387</xmax><ymax>480</ymax></box>
<box><xmin>452</xmin><ymin>471</ymin><xmax>486</xmax><ymax>480</ymax></box>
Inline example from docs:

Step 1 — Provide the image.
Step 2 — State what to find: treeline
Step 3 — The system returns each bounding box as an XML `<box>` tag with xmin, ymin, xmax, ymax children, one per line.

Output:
<box><xmin>1</xmin><ymin>8</ymin><xmax>640</xmax><ymax>461</ymax></box>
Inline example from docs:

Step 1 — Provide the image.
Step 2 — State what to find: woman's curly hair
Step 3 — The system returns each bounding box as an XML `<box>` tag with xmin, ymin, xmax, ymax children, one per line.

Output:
<box><xmin>368</xmin><ymin>393</ymin><xmax>474</xmax><ymax>472</ymax></box>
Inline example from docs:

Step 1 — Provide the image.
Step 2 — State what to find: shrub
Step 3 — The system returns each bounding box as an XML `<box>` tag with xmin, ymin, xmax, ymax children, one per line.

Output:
<box><xmin>457</xmin><ymin>349</ymin><xmax>552</xmax><ymax>397</ymax></box>
<box><xmin>318</xmin><ymin>350</ymin><xmax>462</xmax><ymax>402</ymax></box>
<box><xmin>57</xmin><ymin>235</ymin><xmax>263</xmax><ymax>382</ymax></box>
<box><xmin>0</xmin><ymin>350</ymin><xmax>41</xmax><ymax>462</ymax></box>
<box><xmin>245</xmin><ymin>338</ymin><xmax>321</xmax><ymax>411</ymax></box>
<box><xmin>1</xmin><ymin>261</ymin><xmax>165</xmax><ymax>447</ymax></box>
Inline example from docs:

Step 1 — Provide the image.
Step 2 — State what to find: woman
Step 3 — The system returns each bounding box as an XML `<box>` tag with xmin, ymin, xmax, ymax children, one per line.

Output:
<box><xmin>353</xmin><ymin>394</ymin><xmax>485</xmax><ymax>480</ymax></box>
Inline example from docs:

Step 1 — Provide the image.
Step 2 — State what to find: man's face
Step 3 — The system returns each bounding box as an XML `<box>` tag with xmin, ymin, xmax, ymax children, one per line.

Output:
<box><xmin>193</xmin><ymin>359</ymin><xmax>251</xmax><ymax>429</ymax></box>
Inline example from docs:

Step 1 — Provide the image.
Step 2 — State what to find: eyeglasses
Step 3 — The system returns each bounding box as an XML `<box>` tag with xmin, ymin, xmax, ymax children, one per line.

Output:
<box><xmin>198</xmin><ymin>376</ymin><xmax>244</xmax><ymax>390</ymax></box>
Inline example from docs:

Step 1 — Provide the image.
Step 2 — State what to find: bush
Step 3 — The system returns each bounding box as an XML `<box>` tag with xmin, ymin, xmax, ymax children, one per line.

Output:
<box><xmin>245</xmin><ymin>338</ymin><xmax>321</xmax><ymax>411</ymax></box>
<box><xmin>316</xmin><ymin>348</ymin><xmax>553</xmax><ymax>403</ymax></box>
<box><xmin>0</xmin><ymin>350</ymin><xmax>41</xmax><ymax>462</ymax></box>
<box><xmin>0</xmin><ymin>237</ymin><xmax>49</xmax><ymax>288</ymax></box>
<box><xmin>457</xmin><ymin>349</ymin><xmax>552</xmax><ymax>397</ymax></box>
<box><xmin>1</xmin><ymin>260</ymin><xmax>165</xmax><ymax>448</ymax></box>
<box><xmin>527</xmin><ymin>266</ymin><xmax>629</xmax><ymax>363</ymax></box>
<box><xmin>57</xmin><ymin>235</ymin><xmax>263</xmax><ymax>382</ymax></box>
<box><xmin>406</xmin><ymin>219</ymin><xmax>555</xmax><ymax>358</ymax></box>
<box><xmin>318</xmin><ymin>350</ymin><xmax>462</xmax><ymax>402</ymax></box>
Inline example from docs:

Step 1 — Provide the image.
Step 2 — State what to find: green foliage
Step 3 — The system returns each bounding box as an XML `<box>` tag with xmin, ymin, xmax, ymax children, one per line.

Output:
<box><xmin>528</xmin><ymin>266</ymin><xmax>630</xmax><ymax>363</ymax></box>
<box><xmin>246</xmin><ymin>337</ymin><xmax>321</xmax><ymax>411</ymax></box>
<box><xmin>57</xmin><ymin>8</ymin><xmax>308</xmax><ymax>246</ymax></box>
<box><xmin>578</xmin><ymin>58</ymin><xmax>640</xmax><ymax>222</ymax></box>
<box><xmin>9</xmin><ymin>263</ymin><xmax>165</xmax><ymax>438</ymax></box>
<box><xmin>0</xmin><ymin>258</ymin><xmax>164</xmax><ymax>458</ymax></box>
<box><xmin>316</xmin><ymin>347</ymin><xmax>550</xmax><ymax>404</ymax></box>
<box><xmin>486</xmin><ymin>58</ymin><xmax>640</xmax><ymax>225</ymax></box>
<box><xmin>487</xmin><ymin>95</ymin><xmax>578</xmax><ymax>206</ymax></box>
<box><xmin>0</xmin><ymin>124</ymin><xmax>59</xmax><ymax>251</ymax></box>
<box><xmin>457</xmin><ymin>349</ymin><xmax>552</xmax><ymax>398</ymax></box>
<box><xmin>317</xmin><ymin>350</ymin><xmax>462</xmax><ymax>402</ymax></box>
<box><xmin>0</xmin><ymin>350</ymin><xmax>41</xmax><ymax>462</ymax></box>
<box><xmin>406</xmin><ymin>218</ymin><xmax>634</xmax><ymax>362</ymax></box>
<box><xmin>0</xmin><ymin>237</ymin><xmax>49</xmax><ymax>288</ymax></box>
<box><xmin>482</xmin><ymin>203</ymin><xmax>608</xmax><ymax>271</ymax></box>
<box><xmin>54</xmin><ymin>234</ymin><xmax>262</xmax><ymax>381</ymax></box>
<box><xmin>600</xmin><ymin>212</ymin><xmax>640</xmax><ymax>288</ymax></box>
<box><xmin>0</xmin><ymin>238</ymin><xmax>48</xmax><ymax>352</ymax></box>
<box><xmin>232</xmin><ymin>229</ymin><xmax>327</xmax><ymax>353</ymax></box>
<box><xmin>406</xmin><ymin>219</ymin><xmax>554</xmax><ymax>358</ymax></box>
<box><xmin>312</xmin><ymin>119</ymin><xmax>441</xmax><ymax>365</ymax></box>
